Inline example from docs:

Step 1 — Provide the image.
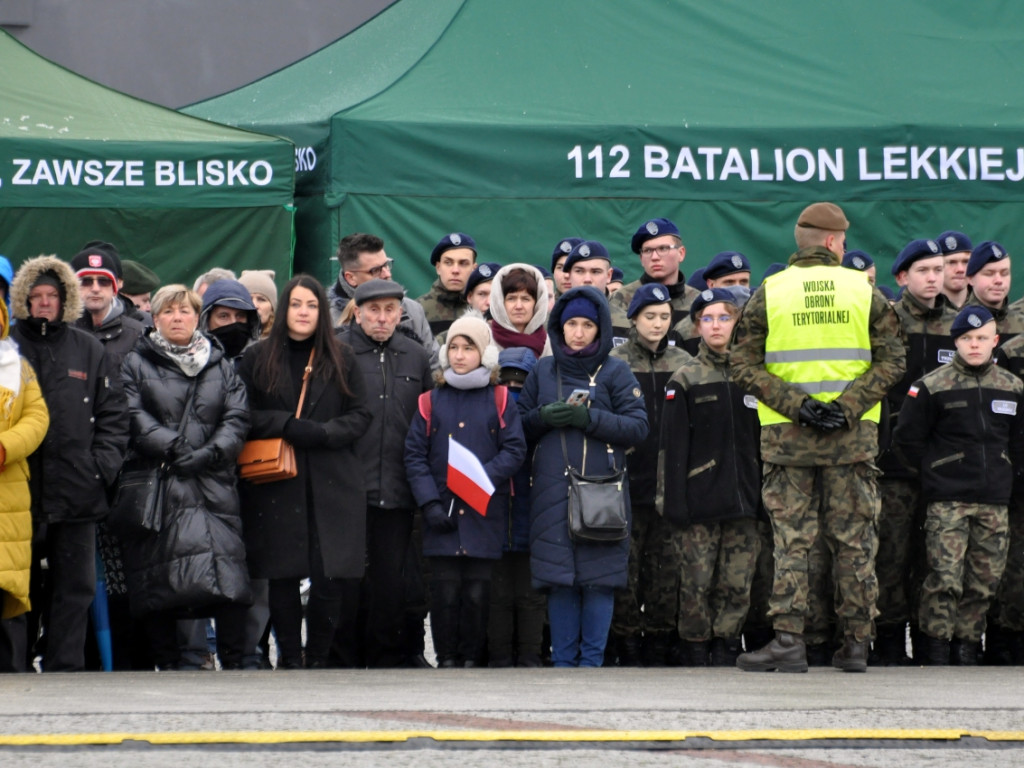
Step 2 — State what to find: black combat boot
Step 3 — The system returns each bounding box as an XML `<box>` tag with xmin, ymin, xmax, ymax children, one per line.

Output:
<box><xmin>736</xmin><ymin>631</ymin><xmax>808</xmax><ymax>673</ymax></box>
<box><xmin>982</xmin><ymin>624</ymin><xmax>1014</xmax><ymax>666</ymax></box>
<box><xmin>709</xmin><ymin>637</ymin><xmax>741</xmax><ymax>667</ymax></box>
<box><xmin>832</xmin><ymin>636</ymin><xmax>869</xmax><ymax>672</ymax></box>
<box><xmin>681</xmin><ymin>640</ymin><xmax>710</xmax><ymax>667</ymax></box>
<box><xmin>920</xmin><ymin>634</ymin><xmax>950</xmax><ymax>666</ymax></box>
<box><xmin>804</xmin><ymin>642</ymin><xmax>832</xmax><ymax>667</ymax></box>
<box><xmin>950</xmin><ymin>637</ymin><xmax>980</xmax><ymax>666</ymax></box>
<box><xmin>619</xmin><ymin>633</ymin><xmax>643</xmax><ymax>667</ymax></box>
<box><xmin>641</xmin><ymin>631</ymin><xmax>670</xmax><ymax>667</ymax></box>
<box><xmin>871</xmin><ymin>624</ymin><xmax>910</xmax><ymax>666</ymax></box>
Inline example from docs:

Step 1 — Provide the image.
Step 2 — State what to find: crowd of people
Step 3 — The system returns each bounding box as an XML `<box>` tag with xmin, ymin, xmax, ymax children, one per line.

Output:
<box><xmin>0</xmin><ymin>201</ymin><xmax>1020</xmax><ymax>673</ymax></box>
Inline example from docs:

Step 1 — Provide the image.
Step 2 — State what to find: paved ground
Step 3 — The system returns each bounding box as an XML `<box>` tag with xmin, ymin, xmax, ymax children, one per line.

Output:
<box><xmin>0</xmin><ymin>667</ymin><xmax>1022</xmax><ymax>766</ymax></box>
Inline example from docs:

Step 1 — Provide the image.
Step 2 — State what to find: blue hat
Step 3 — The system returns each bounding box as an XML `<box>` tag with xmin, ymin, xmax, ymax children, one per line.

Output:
<box><xmin>686</xmin><ymin>267</ymin><xmax>707</xmax><ymax>290</ymax></box>
<box><xmin>878</xmin><ymin>285</ymin><xmax>897</xmax><ymax>301</ymax></box>
<box><xmin>563</xmin><ymin>240</ymin><xmax>611</xmax><ymax>272</ymax></box>
<box><xmin>966</xmin><ymin>241</ymin><xmax>1009</xmax><ymax>276</ymax></box>
<box><xmin>626</xmin><ymin>283</ymin><xmax>672</xmax><ymax>319</ymax></box>
<box><xmin>560</xmin><ymin>295</ymin><xmax>600</xmax><ymax>324</ymax></box>
<box><xmin>610</xmin><ymin>267</ymin><xmax>624</xmax><ymax>284</ymax></box>
<box><xmin>690</xmin><ymin>287</ymin><xmax>746</xmax><ymax>321</ymax></box>
<box><xmin>761</xmin><ymin>262</ymin><xmax>786</xmax><ymax>282</ymax></box>
<box><xmin>631</xmin><ymin>218</ymin><xmax>680</xmax><ymax>254</ymax></box>
<box><xmin>842</xmin><ymin>249</ymin><xmax>875</xmax><ymax>272</ymax></box>
<box><xmin>430</xmin><ymin>232</ymin><xmax>477</xmax><ymax>266</ymax></box>
<box><xmin>938</xmin><ymin>230</ymin><xmax>972</xmax><ymax>255</ymax></box>
<box><xmin>891</xmin><ymin>239</ymin><xmax>941</xmax><ymax>276</ymax></box>
<box><xmin>550</xmin><ymin>237</ymin><xmax>584</xmax><ymax>271</ymax></box>
<box><xmin>463</xmin><ymin>261</ymin><xmax>500</xmax><ymax>298</ymax></box>
<box><xmin>498</xmin><ymin>346</ymin><xmax>538</xmax><ymax>374</ymax></box>
<box><xmin>703</xmin><ymin>251</ymin><xmax>751</xmax><ymax>282</ymax></box>
<box><xmin>533</xmin><ymin>264</ymin><xmax>553</xmax><ymax>279</ymax></box>
<box><xmin>951</xmin><ymin>305</ymin><xmax>996</xmax><ymax>339</ymax></box>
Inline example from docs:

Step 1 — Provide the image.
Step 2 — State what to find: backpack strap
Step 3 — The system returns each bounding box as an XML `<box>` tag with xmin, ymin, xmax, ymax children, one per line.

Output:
<box><xmin>494</xmin><ymin>385</ymin><xmax>508</xmax><ymax>429</ymax></box>
<box><xmin>417</xmin><ymin>391</ymin><xmax>433</xmax><ymax>435</ymax></box>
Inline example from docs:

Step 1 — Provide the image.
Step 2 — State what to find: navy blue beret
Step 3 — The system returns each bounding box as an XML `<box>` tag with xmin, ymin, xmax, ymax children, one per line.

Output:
<box><xmin>951</xmin><ymin>305</ymin><xmax>995</xmax><ymax>339</ymax></box>
<box><xmin>938</xmin><ymin>230</ymin><xmax>972</xmax><ymax>255</ymax></box>
<box><xmin>878</xmin><ymin>285</ymin><xmax>897</xmax><ymax>301</ymax></box>
<box><xmin>703</xmin><ymin>251</ymin><xmax>751</xmax><ymax>282</ymax></box>
<box><xmin>689</xmin><ymin>286</ymin><xmax>747</xmax><ymax>321</ymax></box>
<box><xmin>686</xmin><ymin>267</ymin><xmax>707</xmax><ymax>290</ymax></box>
<box><xmin>842</xmin><ymin>249</ymin><xmax>875</xmax><ymax>272</ymax></box>
<box><xmin>563</xmin><ymin>240</ymin><xmax>610</xmax><ymax>271</ymax></box>
<box><xmin>430</xmin><ymin>232</ymin><xmax>477</xmax><ymax>266</ymax></box>
<box><xmin>760</xmin><ymin>263</ymin><xmax>786</xmax><ymax>282</ymax></box>
<box><xmin>626</xmin><ymin>283</ymin><xmax>672</xmax><ymax>319</ymax></box>
<box><xmin>610</xmin><ymin>267</ymin><xmax>624</xmax><ymax>284</ymax></box>
<box><xmin>532</xmin><ymin>264</ymin><xmax>553</xmax><ymax>279</ymax></box>
<box><xmin>463</xmin><ymin>261</ymin><xmax>501</xmax><ymax>297</ymax></box>
<box><xmin>891</xmin><ymin>239</ymin><xmax>941</xmax><ymax>276</ymax></box>
<box><xmin>631</xmin><ymin>218</ymin><xmax>680</xmax><ymax>254</ymax></box>
<box><xmin>550</xmin><ymin>237</ymin><xmax>584</xmax><ymax>271</ymax></box>
<box><xmin>966</xmin><ymin>240</ymin><xmax>1008</xmax><ymax>276</ymax></box>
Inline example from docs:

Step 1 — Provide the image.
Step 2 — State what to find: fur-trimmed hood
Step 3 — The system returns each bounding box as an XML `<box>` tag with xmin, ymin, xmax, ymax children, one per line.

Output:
<box><xmin>10</xmin><ymin>255</ymin><xmax>82</xmax><ymax>324</ymax></box>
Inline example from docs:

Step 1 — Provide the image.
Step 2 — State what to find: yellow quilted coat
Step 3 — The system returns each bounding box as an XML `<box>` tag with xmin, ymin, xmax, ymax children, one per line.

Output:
<box><xmin>0</xmin><ymin>301</ymin><xmax>49</xmax><ymax>619</ymax></box>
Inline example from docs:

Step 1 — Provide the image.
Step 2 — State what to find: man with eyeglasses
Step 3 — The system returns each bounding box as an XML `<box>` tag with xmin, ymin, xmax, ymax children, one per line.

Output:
<box><xmin>70</xmin><ymin>247</ymin><xmax>145</xmax><ymax>369</ymax></box>
<box><xmin>328</xmin><ymin>232</ymin><xmax>438</xmax><ymax>370</ymax></box>
<box><xmin>731</xmin><ymin>202</ymin><xmax>905</xmax><ymax>674</ymax></box>
<box><xmin>610</xmin><ymin>218</ymin><xmax>701</xmax><ymax>346</ymax></box>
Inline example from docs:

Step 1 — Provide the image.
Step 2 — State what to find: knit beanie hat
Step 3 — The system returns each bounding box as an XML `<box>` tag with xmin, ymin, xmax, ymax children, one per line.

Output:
<box><xmin>441</xmin><ymin>315</ymin><xmax>499</xmax><ymax>371</ymax></box>
<box><xmin>238</xmin><ymin>269</ymin><xmax>278</xmax><ymax>312</ymax></box>
<box><xmin>560</xmin><ymin>296</ymin><xmax>599</xmax><ymax>324</ymax></box>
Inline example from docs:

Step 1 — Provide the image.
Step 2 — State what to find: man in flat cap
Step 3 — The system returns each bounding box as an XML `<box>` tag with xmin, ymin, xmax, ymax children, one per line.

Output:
<box><xmin>731</xmin><ymin>202</ymin><xmax>905</xmax><ymax>674</ymax></box>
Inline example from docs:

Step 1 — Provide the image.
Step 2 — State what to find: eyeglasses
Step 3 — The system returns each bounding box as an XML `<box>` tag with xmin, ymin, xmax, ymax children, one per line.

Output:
<box><xmin>640</xmin><ymin>244</ymin><xmax>680</xmax><ymax>258</ymax></box>
<box><xmin>351</xmin><ymin>259</ymin><xmax>394</xmax><ymax>278</ymax></box>
<box><xmin>698</xmin><ymin>314</ymin><xmax>735</xmax><ymax>325</ymax></box>
<box><xmin>79</xmin><ymin>276</ymin><xmax>113</xmax><ymax>288</ymax></box>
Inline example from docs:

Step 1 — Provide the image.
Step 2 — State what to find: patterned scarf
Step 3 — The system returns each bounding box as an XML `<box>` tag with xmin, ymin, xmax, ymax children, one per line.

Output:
<box><xmin>151</xmin><ymin>329</ymin><xmax>211</xmax><ymax>378</ymax></box>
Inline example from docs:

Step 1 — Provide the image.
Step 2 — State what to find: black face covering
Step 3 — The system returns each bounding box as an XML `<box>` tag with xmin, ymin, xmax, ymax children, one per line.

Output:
<box><xmin>208</xmin><ymin>321</ymin><xmax>251</xmax><ymax>358</ymax></box>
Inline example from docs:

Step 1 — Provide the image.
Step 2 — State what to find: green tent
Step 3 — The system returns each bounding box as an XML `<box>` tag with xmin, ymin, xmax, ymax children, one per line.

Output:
<box><xmin>0</xmin><ymin>30</ymin><xmax>295</xmax><ymax>287</ymax></box>
<box><xmin>189</xmin><ymin>0</ymin><xmax>1024</xmax><ymax>296</ymax></box>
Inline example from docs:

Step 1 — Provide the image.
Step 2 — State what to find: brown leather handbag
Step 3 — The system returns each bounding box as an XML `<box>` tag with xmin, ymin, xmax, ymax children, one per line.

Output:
<box><xmin>238</xmin><ymin>349</ymin><xmax>314</xmax><ymax>484</ymax></box>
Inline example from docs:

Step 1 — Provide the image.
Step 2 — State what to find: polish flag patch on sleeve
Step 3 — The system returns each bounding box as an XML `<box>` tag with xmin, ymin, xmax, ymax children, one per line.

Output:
<box><xmin>907</xmin><ymin>384</ymin><xmax>919</xmax><ymax>398</ymax></box>
<box><xmin>665</xmin><ymin>389</ymin><xmax>676</xmax><ymax>400</ymax></box>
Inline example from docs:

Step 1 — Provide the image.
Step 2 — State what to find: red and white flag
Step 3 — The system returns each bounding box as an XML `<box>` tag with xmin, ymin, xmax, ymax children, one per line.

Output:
<box><xmin>447</xmin><ymin>436</ymin><xmax>495</xmax><ymax>516</ymax></box>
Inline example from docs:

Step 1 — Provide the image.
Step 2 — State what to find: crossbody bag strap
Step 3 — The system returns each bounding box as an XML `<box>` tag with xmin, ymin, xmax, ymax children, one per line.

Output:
<box><xmin>556</xmin><ymin>362</ymin><xmax>617</xmax><ymax>476</ymax></box>
<box><xmin>294</xmin><ymin>349</ymin><xmax>315</xmax><ymax>418</ymax></box>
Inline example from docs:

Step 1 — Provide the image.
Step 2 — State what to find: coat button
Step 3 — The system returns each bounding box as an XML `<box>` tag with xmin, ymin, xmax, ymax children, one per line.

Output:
<box><xmin>458</xmin><ymin>508</ymin><xmax>465</xmax><ymax>515</ymax></box>
<box><xmin>83</xmin><ymin>397</ymin><xmax>89</xmax><ymax>402</ymax></box>
<box><xmin>458</xmin><ymin>422</ymin><xmax>465</xmax><ymax>428</ymax></box>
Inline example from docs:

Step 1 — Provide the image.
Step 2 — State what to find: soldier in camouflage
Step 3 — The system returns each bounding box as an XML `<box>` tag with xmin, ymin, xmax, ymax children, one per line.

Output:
<box><xmin>732</xmin><ymin>202</ymin><xmax>905</xmax><ymax>674</ymax></box>
<box><xmin>608</xmin><ymin>283</ymin><xmax>690</xmax><ymax>666</ymax></box>
<box><xmin>416</xmin><ymin>232</ymin><xmax>476</xmax><ymax>336</ymax></box>
<box><xmin>892</xmin><ymin>305</ymin><xmax>1024</xmax><ymax>665</ymax></box>
<box><xmin>660</xmin><ymin>287</ymin><xmax>762</xmax><ymax>667</ymax></box>
<box><xmin>965</xmin><ymin>240</ymin><xmax>1024</xmax><ymax>346</ymax></box>
<box><xmin>672</xmin><ymin>251</ymin><xmax>752</xmax><ymax>356</ymax></box>
<box><xmin>610</xmin><ymin>218</ymin><xmax>701</xmax><ymax>347</ymax></box>
<box><xmin>937</xmin><ymin>230</ymin><xmax>972</xmax><ymax>310</ymax></box>
<box><xmin>874</xmin><ymin>239</ymin><xmax>958</xmax><ymax>664</ymax></box>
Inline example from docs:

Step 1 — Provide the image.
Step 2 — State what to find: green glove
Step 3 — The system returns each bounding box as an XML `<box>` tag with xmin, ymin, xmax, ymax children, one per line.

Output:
<box><xmin>565</xmin><ymin>404</ymin><xmax>591</xmax><ymax>429</ymax></box>
<box><xmin>540</xmin><ymin>402</ymin><xmax>574</xmax><ymax>427</ymax></box>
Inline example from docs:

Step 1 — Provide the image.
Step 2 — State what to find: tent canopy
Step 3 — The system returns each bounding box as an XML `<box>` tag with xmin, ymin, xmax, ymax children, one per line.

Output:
<box><xmin>1</xmin><ymin>30</ymin><xmax>295</xmax><ymax>286</ymax></box>
<box><xmin>189</xmin><ymin>0</ymin><xmax>1024</xmax><ymax>295</ymax></box>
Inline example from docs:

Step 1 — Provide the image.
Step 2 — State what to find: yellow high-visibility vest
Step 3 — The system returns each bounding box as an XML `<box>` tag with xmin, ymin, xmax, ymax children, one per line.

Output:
<box><xmin>759</xmin><ymin>264</ymin><xmax>880</xmax><ymax>426</ymax></box>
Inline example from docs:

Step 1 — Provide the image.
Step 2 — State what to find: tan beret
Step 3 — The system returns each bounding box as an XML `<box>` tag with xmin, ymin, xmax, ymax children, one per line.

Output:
<box><xmin>796</xmin><ymin>202</ymin><xmax>849</xmax><ymax>231</ymax></box>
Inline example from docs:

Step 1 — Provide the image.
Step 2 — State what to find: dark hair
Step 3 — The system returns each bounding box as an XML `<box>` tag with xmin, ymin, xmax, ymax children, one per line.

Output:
<box><xmin>253</xmin><ymin>274</ymin><xmax>352</xmax><ymax>397</ymax></box>
<box><xmin>500</xmin><ymin>268</ymin><xmax>538</xmax><ymax>300</ymax></box>
<box><xmin>336</xmin><ymin>233</ymin><xmax>385</xmax><ymax>274</ymax></box>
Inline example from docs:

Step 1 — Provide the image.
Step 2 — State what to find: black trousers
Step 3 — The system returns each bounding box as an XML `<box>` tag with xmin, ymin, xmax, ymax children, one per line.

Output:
<box><xmin>144</xmin><ymin>603</ymin><xmax>249</xmax><ymax>669</ymax></box>
<box><xmin>364</xmin><ymin>507</ymin><xmax>414</xmax><ymax>667</ymax></box>
<box><xmin>428</xmin><ymin>556</ymin><xmax>493</xmax><ymax>666</ymax></box>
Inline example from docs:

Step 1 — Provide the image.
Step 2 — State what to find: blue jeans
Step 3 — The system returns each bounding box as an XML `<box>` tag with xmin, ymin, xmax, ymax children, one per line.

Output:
<box><xmin>547</xmin><ymin>586</ymin><xmax>614</xmax><ymax>667</ymax></box>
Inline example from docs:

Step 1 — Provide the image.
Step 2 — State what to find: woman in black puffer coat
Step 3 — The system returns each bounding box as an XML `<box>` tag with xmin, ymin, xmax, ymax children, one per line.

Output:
<box><xmin>120</xmin><ymin>285</ymin><xmax>252</xmax><ymax>670</ymax></box>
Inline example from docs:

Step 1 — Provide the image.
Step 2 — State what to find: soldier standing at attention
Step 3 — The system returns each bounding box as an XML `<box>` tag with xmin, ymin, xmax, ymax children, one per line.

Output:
<box><xmin>731</xmin><ymin>202</ymin><xmax>905</xmax><ymax>673</ymax></box>
<box><xmin>607</xmin><ymin>283</ymin><xmax>691</xmax><ymax>666</ymax></box>
<box><xmin>892</xmin><ymin>306</ymin><xmax>1024</xmax><ymax>665</ymax></box>
<box><xmin>937</xmin><ymin>231</ymin><xmax>972</xmax><ymax>309</ymax></box>
<box><xmin>417</xmin><ymin>233</ymin><xmax>476</xmax><ymax>336</ymax></box>
<box><xmin>965</xmin><ymin>241</ymin><xmax>1024</xmax><ymax>347</ymax></box>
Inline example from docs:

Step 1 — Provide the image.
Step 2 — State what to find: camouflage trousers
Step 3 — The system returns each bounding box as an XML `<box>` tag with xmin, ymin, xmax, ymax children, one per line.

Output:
<box><xmin>875</xmin><ymin>478</ymin><xmax>924</xmax><ymax>627</ymax></box>
<box><xmin>741</xmin><ymin>521</ymin><xmax>774</xmax><ymax>637</ymax></box>
<box><xmin>676</xmin><ymin>518</ymin><xmax>760</xmax><ymax>641</ymax></box>
<box><xmin>919</xmin><ymin>501</ymin><xmax>1008</xmax><ymax>642</ymax></box>
<box><xmin>612</xmin><ymin>504</ymin><xmax>681</xmax><ymax>635</ymax></box>
<box><xmin>991</xmin><ymin>505</ymin><xmax>1024</xmax><ymax>631</ymax></box>
<box><xmin>762</xmin><ymin>462</ymin><xmax>881</xmax><ymax>642</ymax></box>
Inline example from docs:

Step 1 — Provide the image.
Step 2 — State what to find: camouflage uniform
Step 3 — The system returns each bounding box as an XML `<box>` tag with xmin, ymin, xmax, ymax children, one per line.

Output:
<box><xmin>608</xmin><ymin>331</ymin><xmax>690</xmax><ymax>652</ymax></box>
<box><xmin>875</xmin><ymin>291</ymin><xmax>957</xmax><ymax>645</ymax></box>
<box><xmin>993</xmin><ymin>335</ymin><xmax>1024</xmax><ymax>641</ymax></box>
<box><xmin>892</xmin><ymin>352</ymin><xmax>1024</xmax><ymax>643</ymax></box>
<box><xmin>661</xmin><ymin>341</ymin><xmax>762</xmax><ymax>645</ymax></box>
<box><xmin>416</xmin><ymin>280</ymin><xmax>468</xmax><ymax>336</ymax></box>
<box><xmin>730</xmin><ymin>246</ymin><xmax>905</xmax><ymax>643</ymax></box>
<box><xmin>982</xmin><ymin>294</ymin><xmax>1024</xmax><ymax>347</ymax></box>
<box><xmin>609</xmin><ymin>273</ymin><xmax>700</xmax><ymax>348</ymax></box>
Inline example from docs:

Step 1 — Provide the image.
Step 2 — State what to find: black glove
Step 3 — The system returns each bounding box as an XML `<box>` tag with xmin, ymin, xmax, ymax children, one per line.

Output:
<box><xmin>171</xmin><ymin>445</ymin><xmax>217</xmax><ymax>477</ymax></box>
<box><xmin>565</xmin><ymin>404</ymin><xmax>591</xmax><ymax>430</ymax></box>
<box><xmin>422</xmin><ymin>500</ymin><xmax>457</xmax><ymax>533</ymax></box>
<box><xmin>798</xmin><ymin>398</ymin><xmax>846</xmax><ymax>432</ymax></box>
<box><xmin>283</xmin><ymin>417</ymin><xmax>328</xmax><ymax>448</ymax></box>
<box><xmin>818</xmin><ymin>401</ymin><xmax>848</xmax><ymax>431</ymax></box>
<box><xmin>540</xmin><ymin>402</ymin><xmax>574</xmax><ymax>428</ymax></box>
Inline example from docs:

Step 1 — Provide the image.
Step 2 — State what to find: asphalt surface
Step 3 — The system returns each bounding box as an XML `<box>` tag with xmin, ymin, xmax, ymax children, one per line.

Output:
<box><xmin>1</xmin><ymin>667</ymin><xmax>1022</xmax><ymax>766</ymax></box>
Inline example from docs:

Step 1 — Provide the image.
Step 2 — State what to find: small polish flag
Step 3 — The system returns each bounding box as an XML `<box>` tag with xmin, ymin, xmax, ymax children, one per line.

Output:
<box><xmin>907</xmin><ymin>384</ymin><xmax>919</xmax><ymax>398</ymax></box>
<box><xmin>665</xmin><ymin>389</ymin><xmax>676</xmax><ymax>400</ymax></box>
<box><xmin>447</xmin><ymin>437</ymin><xmax>495</xmax><ymax>516</ymax></box>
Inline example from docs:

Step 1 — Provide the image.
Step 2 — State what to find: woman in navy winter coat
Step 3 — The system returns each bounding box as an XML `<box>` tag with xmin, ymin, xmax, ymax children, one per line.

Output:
<box><xmin>518</xmin><ymin>285</ymin><xmax>648</xmax><ymax>667</ymax></box>
<box><xmin>405</xmin><ymin>315</ymin><xmax>526</xmax><ymax>667</ymax></box>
